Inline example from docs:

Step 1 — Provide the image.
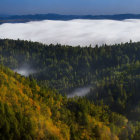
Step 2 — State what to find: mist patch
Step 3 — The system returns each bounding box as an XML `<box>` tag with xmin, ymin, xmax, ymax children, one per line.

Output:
<box><xmin>13</xmin><ymin>64</ymin><xmax>36</xmax><ymax>77</ymax></box>
<box><xmin>68</xmin><ymin>86</ymin><xmax>91</xmax><ymax>98</ymax></box>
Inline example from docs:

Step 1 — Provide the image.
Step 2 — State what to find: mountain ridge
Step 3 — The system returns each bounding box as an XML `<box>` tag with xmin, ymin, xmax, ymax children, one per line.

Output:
<box><xmin>1</xmin><ymin>13</ymin><xmax>140</xmax><ymax>24</ymax></box>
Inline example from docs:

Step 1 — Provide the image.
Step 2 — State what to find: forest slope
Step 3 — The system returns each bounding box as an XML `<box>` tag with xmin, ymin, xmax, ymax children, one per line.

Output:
<box><xmin>0</xmin><ymin>39</ymin><xmax>140</xmax><ymax>93</ymax></box>
<box><xmin>0</xmin><ymin>39</ymin><xmax>140</xmax><ymax>139</ymax></box>
<box><xmin>0</xmin><ymin>65</ymin><xmax>126</xmax><ymax>140</ymax></box>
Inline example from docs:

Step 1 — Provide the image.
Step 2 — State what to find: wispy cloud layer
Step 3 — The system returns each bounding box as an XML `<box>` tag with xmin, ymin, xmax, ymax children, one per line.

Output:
<box><xmin>0</xmin><ymin>19</ymin><xmax>140</xmax><ymax>47</ymax></box>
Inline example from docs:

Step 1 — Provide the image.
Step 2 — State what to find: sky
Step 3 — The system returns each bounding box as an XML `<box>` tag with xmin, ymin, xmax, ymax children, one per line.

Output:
<box><xmin>0</xmin><ymin>0</ymin><xmax>140</xmax><ymax>15</ymax></box>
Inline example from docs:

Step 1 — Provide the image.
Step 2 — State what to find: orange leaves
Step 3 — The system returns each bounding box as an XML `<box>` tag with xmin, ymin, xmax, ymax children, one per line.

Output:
<box><xmin>29</xmin><ymin>98</ymin><xmax>34</xmax><ymax>106</ymax></box>
<box><xmin>0</xmin><ymin>66</ymin><xmax>121</xmax><ymax>140</ymax></box>
<box><xmin>46</xmin><ymin>107</ymin><xmax>52</xmax><ymax>117</ymax></box>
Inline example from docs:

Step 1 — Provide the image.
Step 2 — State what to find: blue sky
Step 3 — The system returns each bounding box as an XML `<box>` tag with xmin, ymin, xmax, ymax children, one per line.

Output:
<box><xmin>0</xmin><ymin>0</ymin><xmax>139</xmax><ymax>15</ymax></box>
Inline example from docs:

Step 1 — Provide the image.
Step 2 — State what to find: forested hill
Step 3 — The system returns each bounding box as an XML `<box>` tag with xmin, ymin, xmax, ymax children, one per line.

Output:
<box><xmin>1</xmin><ymin>39</ymin><xmax>140</xmax><ymax>139</ymax></box>
<box><xmin>0</xmin><ymin>39</ymin><xmax>140</xmax><ymax>93</ymax></box>
<box><xmin>0</xmin><ymin>65</ymin><xmax>134</xmax><ymax>140</ymax></box>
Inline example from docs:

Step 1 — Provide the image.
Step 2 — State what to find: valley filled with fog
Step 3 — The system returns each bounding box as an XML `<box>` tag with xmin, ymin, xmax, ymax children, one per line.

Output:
<box><xmin>1</xmin><ymin>19</ymin><xmax>140</xmax><ymax>47</ymax></box>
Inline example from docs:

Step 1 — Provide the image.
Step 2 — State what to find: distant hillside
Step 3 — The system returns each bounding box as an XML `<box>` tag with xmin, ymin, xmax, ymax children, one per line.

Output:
<box><xmin>1</xmin><ymin>13</ymin><xmax>140</xmax><ymax>23</ymax></box>
<box><xmin>1</xmin><ymin>39</ymin><xmax>140</xmax><ymax>94</ymax></box>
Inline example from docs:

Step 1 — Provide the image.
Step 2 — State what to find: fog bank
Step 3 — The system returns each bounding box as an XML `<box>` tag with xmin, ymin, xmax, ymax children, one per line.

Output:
<box><xmin>1</xmin><ymin>19</ymin><xmax>140</xmax><ymax>46</ymax></box>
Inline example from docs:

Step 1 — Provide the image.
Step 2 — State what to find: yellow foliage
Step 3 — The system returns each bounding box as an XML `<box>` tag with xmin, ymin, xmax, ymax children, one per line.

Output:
<box><xmin>0</xmin><ymin>67</ymin><xmax>120</xmax><ymax>140</ymax></box>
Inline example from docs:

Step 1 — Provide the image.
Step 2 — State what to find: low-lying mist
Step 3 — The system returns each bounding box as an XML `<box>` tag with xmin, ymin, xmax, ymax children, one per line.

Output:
<box><xmin>14</xmin><ymin>64</ymin><xmax>36</xmax><ymax>77</ymax></box>
<box><xmin>1</xmin><ymin>19</ymin><xmax>140</xmax><ymax>46</ymax></box>
<box><xmin>67</xmin><ymin>86</ymin><xmax>91</xmax><ymax>98</ymax></box>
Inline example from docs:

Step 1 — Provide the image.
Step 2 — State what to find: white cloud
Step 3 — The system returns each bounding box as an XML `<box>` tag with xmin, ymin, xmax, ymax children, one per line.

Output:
<box><xmin>0</xmin><ymin>19</ymin><xmax>140</xmax><ymax>47</ymax></box>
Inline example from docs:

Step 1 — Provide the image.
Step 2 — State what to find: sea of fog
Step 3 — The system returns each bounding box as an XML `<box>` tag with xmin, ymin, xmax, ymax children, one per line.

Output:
<box><xmin>0</xmin><ymin>19</ymin><xmax>140</xmax><ymax>46</ymax></box>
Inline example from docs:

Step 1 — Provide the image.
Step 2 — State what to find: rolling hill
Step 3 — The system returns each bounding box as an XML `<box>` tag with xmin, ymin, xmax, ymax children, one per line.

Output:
<box><xmin>0</xmin><ymin>39</ymin><xmax>140</xmax><ymax>139</ymax></box>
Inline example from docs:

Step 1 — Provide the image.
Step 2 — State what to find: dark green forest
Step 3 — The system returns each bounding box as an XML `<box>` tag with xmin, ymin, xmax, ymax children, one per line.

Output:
<box><xmin>0</xmin><ymin>39</ymin><xmax>139</xmax><ymax>92</ymax></box>
<box><xmin>0</xmin><ymin>39</ymin><xmax>140</xmax><ymax>139</ymax></box>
